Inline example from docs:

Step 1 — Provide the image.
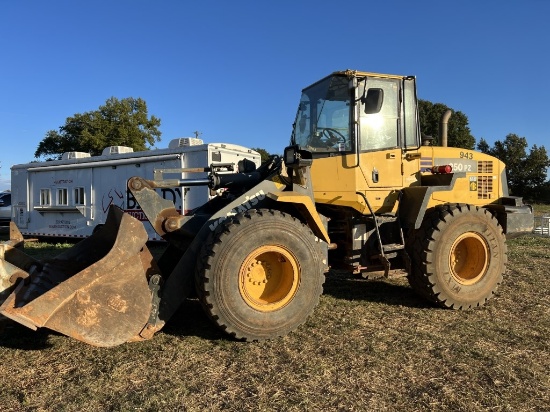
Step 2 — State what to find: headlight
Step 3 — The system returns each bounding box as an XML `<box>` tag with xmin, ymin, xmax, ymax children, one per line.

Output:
<box><xmin>283</xmin><ymin>145</ymin><xmax>312</xmax><ymax>168</ymax></box>
<box><xmin>284</xmin><ymin>146</ymin><xmax>298</xmax><ymax>166</ymax></box>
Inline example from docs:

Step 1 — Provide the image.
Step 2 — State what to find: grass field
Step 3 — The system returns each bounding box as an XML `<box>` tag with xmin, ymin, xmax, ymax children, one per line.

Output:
<box><xmin>0</xmin><ymin>206</ymin><xmax>549</xmax><ymax>411</ymax></box>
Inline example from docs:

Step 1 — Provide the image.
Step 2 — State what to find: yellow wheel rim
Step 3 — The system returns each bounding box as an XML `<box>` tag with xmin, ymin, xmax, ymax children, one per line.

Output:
<box><xmin>449</xmin><ymin>232</ymin><xmax>489</xmax><ymax>285</ymax></box>
<box><xmin>239</xmin><ymin>245</ymin><xmax>300</xmax><ymax>312</ymax></box>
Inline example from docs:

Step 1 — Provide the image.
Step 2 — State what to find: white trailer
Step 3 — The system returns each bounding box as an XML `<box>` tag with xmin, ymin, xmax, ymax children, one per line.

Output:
<box><xmin>10</xmin><ymin>139</ymin><xmax>261</xmax><ymax>240</ymax></box>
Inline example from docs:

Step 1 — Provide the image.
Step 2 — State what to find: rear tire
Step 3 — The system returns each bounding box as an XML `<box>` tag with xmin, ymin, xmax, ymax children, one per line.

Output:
<box><xmin>408</xmin><ymin>204</ymin><xmax>507</xmax><ymax>309</ymax></box>
<box><xmin>196</xmin><ymin>209</ymin><xmax>325</xmax><ymax>340</ymax></box>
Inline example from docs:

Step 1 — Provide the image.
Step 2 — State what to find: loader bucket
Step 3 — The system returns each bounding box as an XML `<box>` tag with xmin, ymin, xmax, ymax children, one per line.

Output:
<box><xmin>0</xmin><ymin>206</ymin><xmax>157</xmax><ymax>347</ymax></box>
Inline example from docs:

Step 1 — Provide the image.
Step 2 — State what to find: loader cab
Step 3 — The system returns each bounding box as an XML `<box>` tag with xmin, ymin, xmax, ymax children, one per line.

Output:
<box><xmin>291</xmin><ymin>70</ymin><xmax>421</xmax><ymax>156</ymax></box>
<box><xmin>289</xmin><ymin>70</ymin><xmax>422</xmax><ymax>212</ymax></box>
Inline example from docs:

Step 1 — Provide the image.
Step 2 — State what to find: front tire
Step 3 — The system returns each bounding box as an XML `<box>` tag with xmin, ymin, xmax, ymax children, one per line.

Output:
<box><xmin>196</xmin><ymin>209</ymin><xmax>325</xmax><ymax>340</ymax></box>
<box><xmin>408</xmin><ymin>204</ymin><xmax>507</xmax><ymax>309</ymax></box>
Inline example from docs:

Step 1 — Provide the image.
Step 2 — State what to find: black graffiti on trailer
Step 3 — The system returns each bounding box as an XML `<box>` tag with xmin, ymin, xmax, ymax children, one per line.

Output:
<box><xmin>102</xmin><ymin>188</ymin><xmax>125</xmax><ymax>213</ymax></box>
<box><xmin>126</xmin><ymin>187</ymin><xmax>182</xmax><ymax>210</ymax></box>
<box><xmin>208</xmin><ymin>190</ymin><xmax>266</xmax><ymax>231</ymax></box>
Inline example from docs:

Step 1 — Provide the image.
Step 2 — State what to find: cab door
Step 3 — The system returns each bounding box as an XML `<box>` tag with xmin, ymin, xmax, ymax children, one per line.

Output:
<box><xmin>357</xmin><ymin>77</ymin><xmax>403</xmax><ymax>189</ymax></box>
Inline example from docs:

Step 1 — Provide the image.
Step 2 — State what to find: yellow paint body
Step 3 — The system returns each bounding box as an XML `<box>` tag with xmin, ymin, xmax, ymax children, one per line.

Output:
<box><xmin>308</xmin><ymin>146</ymin><xmax>505</xmax><ymax>214</ymax></box>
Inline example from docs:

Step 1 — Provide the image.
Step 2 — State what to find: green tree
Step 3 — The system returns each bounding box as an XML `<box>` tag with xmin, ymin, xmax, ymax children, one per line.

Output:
<box><xmin>252</xmin><ymin>147</ymin><xmax>271</xmax><ymax>163</ymax></box>
<box><xmin>539</xmin><ymin>181</ymin><xmax>550</xmax><ymax>203</ymax></box>
<box><xmin>482</xmin><ymin>133</ymin><xmax>550</xmax><ymax>199</ymax></box>
<box><xmin>476</xmin><ymin>137</ymin><xmax>490</xmax><ymax>154</ymax></box>
<box><xmin>35</xmin><ymin>97</ymin><xmax>161</xmax><ymax>160</ymax></box>
<box><xmin>418</xmin><ymin>100</ymin><xmax>475</xmax><ymax>149</ymax></box>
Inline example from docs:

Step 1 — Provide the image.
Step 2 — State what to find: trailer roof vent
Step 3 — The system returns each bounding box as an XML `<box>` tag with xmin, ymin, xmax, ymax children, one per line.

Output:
<box><xmin>62</xmin><ymin>151</ymin><xmax>91</xmax><ymax>160</ymax></box>
<box><xmin>101</xmin><ymin>146</ymin><xmax>134</xmax><ymax>156</ymax></box>
<box><xmin>169</xmin><ymin>137</ymin><xmax>204</xmax><ymax>149</ymax></box>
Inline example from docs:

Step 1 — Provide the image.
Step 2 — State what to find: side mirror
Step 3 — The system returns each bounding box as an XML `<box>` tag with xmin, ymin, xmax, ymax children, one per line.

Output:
<box><xmin>362</xmin><ymin>88</ymin><xmax>384</xmax><ymax>114</ymax></box>
<box><xmin>0</xmin><ymin>200</ymin><xmax>4</xmax><ymax>206</ymax></box>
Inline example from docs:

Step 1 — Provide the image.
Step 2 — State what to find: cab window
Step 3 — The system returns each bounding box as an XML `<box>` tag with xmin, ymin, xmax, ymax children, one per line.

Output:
<box><xmin>358</xmin><ymin>78</ymin><xmax>399</xmax><ymax>151</ymax></box>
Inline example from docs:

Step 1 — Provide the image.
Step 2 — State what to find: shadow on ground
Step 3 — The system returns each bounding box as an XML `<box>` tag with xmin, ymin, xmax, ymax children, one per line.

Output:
<box><xmin>0</xmin><ymin>319</ymin><xmax>54</xmax><ymax>350</ymax></box>
<box><xmin>322</xmin><ymin>270</ymin><xmax>432</xmax><ymax>309</ymax></box>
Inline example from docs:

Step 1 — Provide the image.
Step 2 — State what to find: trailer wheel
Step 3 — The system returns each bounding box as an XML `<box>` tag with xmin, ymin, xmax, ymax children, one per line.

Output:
<box><xmin>408</xmin><ymin>204</ymin><xmax>507</xmax><ymax>309</ymax></box>
<box><xmin>196</xmin><ymin>209</ymin><xmax>325</xmax><ymax>340</ymax></box>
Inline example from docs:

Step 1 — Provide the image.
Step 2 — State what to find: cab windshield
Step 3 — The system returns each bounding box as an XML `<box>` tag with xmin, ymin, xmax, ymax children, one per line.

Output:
<box><xmin>291</xmin><ymin>75</ymin><xmax>352</xmax><ymax>152</ymax></box>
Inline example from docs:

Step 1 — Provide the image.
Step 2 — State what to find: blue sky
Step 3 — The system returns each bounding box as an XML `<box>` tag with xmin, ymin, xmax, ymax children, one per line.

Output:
<box><xmin>1</xmin><ymin>0</ymin><xmax>548</xmax><ymax>191</ymax></box>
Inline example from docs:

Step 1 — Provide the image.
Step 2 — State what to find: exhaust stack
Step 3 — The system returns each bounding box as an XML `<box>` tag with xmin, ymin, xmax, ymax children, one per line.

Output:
<box><xmin>440</xmin><ymin>109</ymin><xmax>452</xmax><ymax>147</ymax></box>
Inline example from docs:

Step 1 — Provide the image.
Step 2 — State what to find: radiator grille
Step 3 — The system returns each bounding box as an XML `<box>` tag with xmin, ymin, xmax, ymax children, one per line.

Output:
<box><xmin>478</xmin><ymin>160</ymin><xmax>493</xmax><ymax>173</ymax></box>
<box><xmin>477</xmin><ymin>176</ymin><xmax>493</xmax><ymax>199</ymax></box>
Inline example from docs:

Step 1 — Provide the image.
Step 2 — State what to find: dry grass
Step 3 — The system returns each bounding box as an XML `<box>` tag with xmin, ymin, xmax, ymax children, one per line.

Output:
<box><xmin>0</xmin><ymin>208</ymin><xmax>549</xmax><ymax>411</ymax></box>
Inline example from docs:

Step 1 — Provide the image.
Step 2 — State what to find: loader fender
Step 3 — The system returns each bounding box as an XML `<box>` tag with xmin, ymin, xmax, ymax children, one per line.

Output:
<box><xmin>400</xmin><ymin>172</ymin><xmax>466</xmax><ymax>230</ymax></box>
<box><xmin>266</xmin><ymin>191</ymin><xmax>330</xmax><ymax>244</ymax></box>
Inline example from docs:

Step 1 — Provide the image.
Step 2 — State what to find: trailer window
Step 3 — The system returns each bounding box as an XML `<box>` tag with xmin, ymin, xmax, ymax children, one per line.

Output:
<box><xmin>40</xmin><ymin>189</ymin><xmax>51</xmax><ymax>206</ymax></box>
<box><xmin>57</xmin><ymin>188</ymin><xmax>68</xmax><ymax>206</ymax></box>
<box><xmin>74</xmin><ymin>187</ymin><xmax>85</xmax><ymax>205</ymax></box>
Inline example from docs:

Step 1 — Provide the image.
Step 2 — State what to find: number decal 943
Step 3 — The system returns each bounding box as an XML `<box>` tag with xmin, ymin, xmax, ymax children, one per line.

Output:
<box><xmin>459</xmin><ymin>151</ymin><xmax>474</xmax><ymax>160</ymax></box>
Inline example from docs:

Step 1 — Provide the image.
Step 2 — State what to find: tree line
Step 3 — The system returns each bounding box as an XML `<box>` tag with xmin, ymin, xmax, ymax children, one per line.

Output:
<box><xmin>34</xmin><ymin>97</ymin><xmax>549</xmax><ymax>202</ymax></box>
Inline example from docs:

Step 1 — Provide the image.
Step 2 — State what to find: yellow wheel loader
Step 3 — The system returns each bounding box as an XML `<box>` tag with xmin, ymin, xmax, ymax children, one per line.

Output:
<box><xmin>0</xmin><ymin>70</ymin><xmax>534</xmax><ymax>347</ymax></box>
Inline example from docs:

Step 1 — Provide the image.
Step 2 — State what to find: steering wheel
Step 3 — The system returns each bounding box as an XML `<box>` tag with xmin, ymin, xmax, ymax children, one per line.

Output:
<box><xmin>319</xmin><ymin>128</ymin><xmax>347</xmax><ymax>147</ymax></box>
